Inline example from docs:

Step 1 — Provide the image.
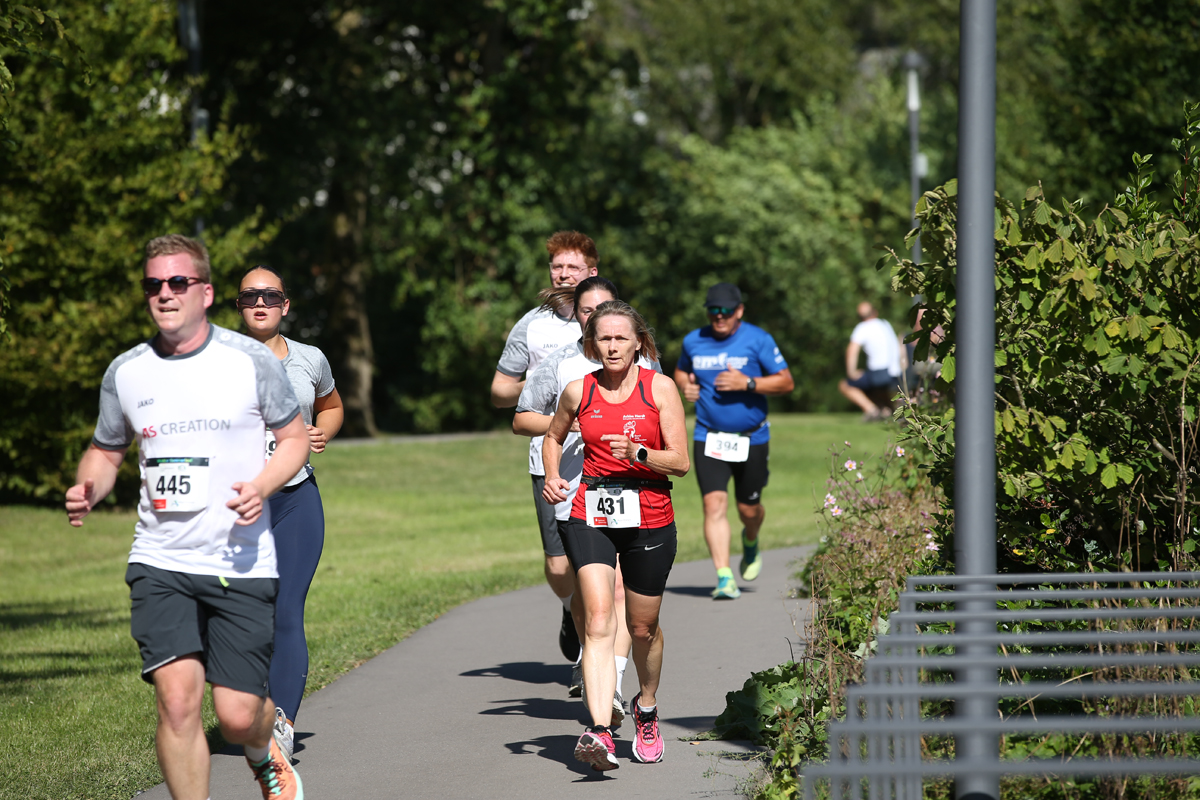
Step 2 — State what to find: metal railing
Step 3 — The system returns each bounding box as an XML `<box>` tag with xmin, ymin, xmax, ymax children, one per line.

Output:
<box><xmin>802</xmin><ymin>572</ymin><xmax>1200</xmax><ymax>799</ymax></box>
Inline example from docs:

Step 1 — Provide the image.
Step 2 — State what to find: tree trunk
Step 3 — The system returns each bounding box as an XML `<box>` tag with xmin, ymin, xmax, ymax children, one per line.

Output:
<box><xmin>326</xmin><ymin>177</ymin><xmax>378</xmax><ymax>438</ymax></box>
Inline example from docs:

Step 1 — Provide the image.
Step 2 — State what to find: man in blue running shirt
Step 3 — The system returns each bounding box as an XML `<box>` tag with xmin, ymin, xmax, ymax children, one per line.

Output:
<box><xmin>674</xmin><ymin>283</ymin><xmax>794</xmax><ymax>599</ymax></box>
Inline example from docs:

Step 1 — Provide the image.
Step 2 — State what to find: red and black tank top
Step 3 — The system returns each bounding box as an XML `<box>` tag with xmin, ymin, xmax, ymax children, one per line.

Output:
<box><xmin>570</xmin><ymin>366</ymin><xmax>674</xmax><ymax>527</ymax></box>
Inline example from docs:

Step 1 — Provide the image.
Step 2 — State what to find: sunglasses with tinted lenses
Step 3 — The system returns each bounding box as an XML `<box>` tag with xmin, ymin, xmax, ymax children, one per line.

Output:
<box><xmin>141</xmin><ymin>276</ymin><xmax>204</xmax><ymax>296</ymax></box>
<box><xmin>236</xmin><ymin>289</ymin><xmax>287</xmax><ymax>309</ymax></box>
<box><xmin>707</xmin><ymin>306</ymin><xmax>736</xmax><ymax>317</ymax></box>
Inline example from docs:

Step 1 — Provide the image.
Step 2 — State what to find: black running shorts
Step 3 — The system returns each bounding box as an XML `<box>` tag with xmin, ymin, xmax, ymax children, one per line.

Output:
<box><xmin>125</xmin><ymin>562</ymin><xmax>277</xmax><ymax>696</ymax></box>
<box><xmin>562</xmin><ymin>519</ymin><xmax>677</xmax><ymax>597</ymax></box>
<box><xmin>531</xmin><ymin>475</ymin><xmax>566</xmax><ymax>557</ymax></box>
<box><xmin>693</xmin><ymin>440</ymin><xmax>770</xmax><ymax>505</ymax></box>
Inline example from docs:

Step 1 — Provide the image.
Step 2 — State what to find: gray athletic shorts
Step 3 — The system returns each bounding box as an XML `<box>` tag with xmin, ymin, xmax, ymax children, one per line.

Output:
<box><xmin>531</xmin><ymin>475</ymin><xmax>566</xmax><ymax>557</ymax></box>
<box><xmin>125</xmin><ymin>562</ymin><xmax>277</xmax><ymax>696</ymax></box>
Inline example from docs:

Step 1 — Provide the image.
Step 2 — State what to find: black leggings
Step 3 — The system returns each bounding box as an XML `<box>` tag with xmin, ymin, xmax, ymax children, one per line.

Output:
<box><xmin>562</xmin><ymin>519</ymin><xmax>677</xmax><ymax>596</ymax></box>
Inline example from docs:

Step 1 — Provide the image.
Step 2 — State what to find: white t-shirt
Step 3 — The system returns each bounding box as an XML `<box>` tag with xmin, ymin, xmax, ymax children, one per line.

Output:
<box><xmin>92</xmin><ymin>325</ymin><xmax>301</xmax><ymax>579</ymax></box>
<box><xmin>496</xmin><ymin>305</ymin><xmax>582</xmax><ymax>476</ymax></box>
<box><xmin>517</xmin><ymin>339</ymin><xmax>660</xmax><ymax>520</ymax></box>
<box><xmin>850</xmin><ymin>318</ymin><xmax>903</xmax><ymax>377</ymax></box>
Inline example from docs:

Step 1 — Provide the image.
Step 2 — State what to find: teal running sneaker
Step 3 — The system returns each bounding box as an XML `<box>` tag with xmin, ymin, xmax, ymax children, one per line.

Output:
<box><xmin>739</xmin><ymin>528</ymin><xmax>762</xmax><ymax>582</ymax></box>
<box><xmin>712</xmin><ymin>570</ymin><xmax>741</xmax><ymax>600</ymax></box>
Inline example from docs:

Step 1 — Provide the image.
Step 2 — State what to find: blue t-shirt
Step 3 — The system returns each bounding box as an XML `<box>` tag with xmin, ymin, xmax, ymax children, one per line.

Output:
<box><xmin>677</xmin><ymin>321</ymin><xmax>789</xmax><ymax>445</ymax></box>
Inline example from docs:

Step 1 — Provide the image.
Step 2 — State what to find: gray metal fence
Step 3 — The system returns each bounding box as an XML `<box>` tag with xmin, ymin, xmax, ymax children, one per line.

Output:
<box><xmin>802</xmin><ymin>572</ymin><xmax>1200</xmax><ymax>799</ymax></box>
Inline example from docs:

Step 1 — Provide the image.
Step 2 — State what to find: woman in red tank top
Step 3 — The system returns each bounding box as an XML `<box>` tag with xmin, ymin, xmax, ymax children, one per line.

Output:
<box><xmin>543</xmin><ymin>301</ymin><xmax>689</xmax><ymax>771</ymax></box>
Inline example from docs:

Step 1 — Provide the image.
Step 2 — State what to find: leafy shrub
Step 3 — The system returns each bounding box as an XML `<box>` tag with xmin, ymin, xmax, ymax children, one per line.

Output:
<box><xmin>886</xmin><ymin>102</ymin><xmax>1200</xmax><ymax>575</ymax></box>
<box><xmin>714</xmin><ymin>438</ymin><xmax>945</xmax><ymax>799</ymax></box>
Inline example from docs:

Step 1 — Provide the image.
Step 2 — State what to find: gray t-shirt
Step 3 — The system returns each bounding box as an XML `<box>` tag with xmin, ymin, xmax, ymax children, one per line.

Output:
<box><xmin>268</xmin><ymin>337</ymin><xmax>336</xmax><ymax>488</ymax></box>
<box><xmin>496</xmin><ymin>305</ymin><xmax>581</xmax><ymax>476</ymax></box>
<box><xmin>92</xmin><ymin>324</ymin><xmax>300</xmax><ymax>578</ymax></box>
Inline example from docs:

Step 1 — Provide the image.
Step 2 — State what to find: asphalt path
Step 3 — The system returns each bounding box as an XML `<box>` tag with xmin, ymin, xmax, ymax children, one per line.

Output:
<box><xmin>138</xmin><ymin>545</ymin><xmax>813</xmax><ymax>800</ymax></box>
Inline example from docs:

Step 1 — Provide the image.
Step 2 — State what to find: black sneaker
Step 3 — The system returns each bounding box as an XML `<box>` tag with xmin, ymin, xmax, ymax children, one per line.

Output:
<box><xmin>559</xmin><ymin>605</ymin><xmax>581</xmax><ymax>661</ymax></box>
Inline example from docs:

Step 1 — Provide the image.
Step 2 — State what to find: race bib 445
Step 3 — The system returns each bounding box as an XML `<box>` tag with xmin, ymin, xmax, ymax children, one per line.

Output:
<box><xmin>146</xmin><ymin>457</ymin><xmax>210</xmax><ymax>512</ymax></box>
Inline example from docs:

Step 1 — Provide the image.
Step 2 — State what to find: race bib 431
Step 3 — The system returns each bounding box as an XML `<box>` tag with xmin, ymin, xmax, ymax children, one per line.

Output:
<box><xmin>585</xmin><ymin>486</ymin><xmax>641</xmax><ymax>528</ymax></box>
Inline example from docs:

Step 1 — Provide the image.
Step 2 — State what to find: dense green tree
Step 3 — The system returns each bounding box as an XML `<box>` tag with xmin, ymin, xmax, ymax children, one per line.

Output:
<box><xmin>0</xmin><ymin>0</ymin><xmax>269</xmax><ymax>500</ymax></box>
<box><xmin>202</xmin><ymin>0</ymin><xmax>616</xmax><ymax>434</ymax></box>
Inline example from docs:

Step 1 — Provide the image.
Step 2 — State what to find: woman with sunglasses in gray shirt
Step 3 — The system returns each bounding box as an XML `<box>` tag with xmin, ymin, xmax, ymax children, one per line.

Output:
<box><xmin>237</xmin><ymin>265</ymin><xmax>344</xmax><ymax>762</ymax></box>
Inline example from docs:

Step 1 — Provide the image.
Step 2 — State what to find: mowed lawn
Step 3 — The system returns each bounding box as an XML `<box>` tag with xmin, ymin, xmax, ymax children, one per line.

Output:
<box><xmin>0</xmin><ymin>414</ymin><xmax>897</xmax><ymax>799</ymax></box>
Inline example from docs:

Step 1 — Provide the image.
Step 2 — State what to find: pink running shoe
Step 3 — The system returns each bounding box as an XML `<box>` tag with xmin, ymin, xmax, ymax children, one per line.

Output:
<box><xmin>631</xmin><ymin>693</ymin><xmax>664</xmax><ymax>763</ymax></box>
<box><xmin>575</xmin><ymin>726</ymin><xmax>619</xmax><ymax>771</ymax></box>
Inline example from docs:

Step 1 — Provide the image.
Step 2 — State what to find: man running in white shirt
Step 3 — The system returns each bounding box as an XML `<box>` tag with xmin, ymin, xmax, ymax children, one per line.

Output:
<box><xmin>65</xmin><ymin>234</ymin><xmax>311</xmax><ymax>800</ymax></box>
<box><xmin>491</xmin><ymin>231</ymin><xmax>599</xmax><ymax>671</ymax></box>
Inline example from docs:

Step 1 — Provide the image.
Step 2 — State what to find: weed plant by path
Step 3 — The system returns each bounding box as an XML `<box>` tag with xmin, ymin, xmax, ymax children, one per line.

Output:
<box><xmin>0</xmin><ymin>413</ymin><xmax>895</xmax><ymax>799</ymax></box>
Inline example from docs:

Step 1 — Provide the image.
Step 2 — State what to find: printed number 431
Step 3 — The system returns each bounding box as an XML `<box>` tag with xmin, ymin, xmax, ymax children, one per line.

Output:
<box><xmin>598</xmin><ymin>496</ymin><xmax>625</xmax><ymax>515</ymax></box>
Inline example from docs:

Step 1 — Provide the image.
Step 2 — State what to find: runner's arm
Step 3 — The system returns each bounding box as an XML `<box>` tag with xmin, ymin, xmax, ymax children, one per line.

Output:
<box><xmin>65</xmin><ymin>445</ymin><xmax>127</xmax><ymax>527</ymax></box>
<box><xmin>672</xmin><ymin>367</ymin><xmax>700</xmax><ymax>403</ymax></box>
<box><xmin>512</xmin><ymin>410</ymin><xmax>551</xmax><ymax>437</ymax></box>
<box><xmin>490</xmin><ymin>371</ymin><xmax>524</xmax><ymax>408</ymax></box>
<box><xmin>649</xmin><ymin>372</ymin><xmax>691</xmax><ymax>477</ymax></box>
<box><xmin>541</xmin><ymin>380</ymin><xmax>582</xmax><ymax>503</ymax></box>
<box><xmin>309</xmin><ymin>387</ymin><xmax>344</xmax><ymax>453</ymax></box>
<box><xmin>228</xmin><ymin>414</ymin><xmax>309</xmax><ymax>526</ymax></box>
<box><xmin>844</xmin><ymin>341</ymin><xmax>863</xmax><ymax>381</ymax></box>
<box><xmin>752</xmin><ymin>367</ymin><xmax>795</xmax><ymax>395</ymax></box>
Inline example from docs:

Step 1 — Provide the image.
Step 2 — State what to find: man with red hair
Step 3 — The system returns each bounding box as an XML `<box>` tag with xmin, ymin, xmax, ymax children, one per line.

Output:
<box><xmin>492</xmin><ymin>231</ymin><xmax>598</xmax><ymax>681</ymax></box>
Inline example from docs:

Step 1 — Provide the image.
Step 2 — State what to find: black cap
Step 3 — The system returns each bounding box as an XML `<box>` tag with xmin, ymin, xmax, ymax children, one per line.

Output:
<box><xmin>704</xmin><ymin>282</ymin><xmax>742</xmax><ymax>308</ymax></box>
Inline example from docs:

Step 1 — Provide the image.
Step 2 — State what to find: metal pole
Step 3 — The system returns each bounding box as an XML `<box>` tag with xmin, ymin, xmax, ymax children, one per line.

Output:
<box><xmin>177</xmin><ymin>0</ymin><xmax>208</xmax><ymax>235</ymax></box>
<box><xmin>955</xmin><ymin>1</ymin><xmax>998</xmax><ymax>799</ymax></box>
<box><xmin>904</xmin><ymin>50</ymin><xmax>923</xmax><ymax>265</ymax></box>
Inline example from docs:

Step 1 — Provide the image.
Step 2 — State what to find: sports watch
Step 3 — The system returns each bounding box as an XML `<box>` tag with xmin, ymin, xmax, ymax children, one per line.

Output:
<box><xmin>746</xmin><ymin>377</ymin><xmax>757</xmax><ymax>392</ymax></box>
<box><xmin>634</xmin><ymin>445</ymin><xmax>649</xmax><ymax>463</ymax></box>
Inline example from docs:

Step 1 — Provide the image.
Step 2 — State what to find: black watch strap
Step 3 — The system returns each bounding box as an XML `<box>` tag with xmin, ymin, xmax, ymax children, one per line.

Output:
<box><xmin>746</xmin><ymin>378</ymin><xmax>757</xmax><ymax>392</ymax></box>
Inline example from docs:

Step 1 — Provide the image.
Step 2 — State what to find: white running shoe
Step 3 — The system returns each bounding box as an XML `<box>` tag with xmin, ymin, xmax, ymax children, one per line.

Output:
<box><xmin>272</xmin><ymin>706</ymin><xmax>295</xmax><ymax>763</ymax></box>
<box><xmin>569</xmin><ymin>663</ymin><xmax>583</xmax><ymax>698</ymax></box>
<box><xmin>611</xmin><ymin>688</ymin><xmax>625</xmax><ymax>729</ymax></box>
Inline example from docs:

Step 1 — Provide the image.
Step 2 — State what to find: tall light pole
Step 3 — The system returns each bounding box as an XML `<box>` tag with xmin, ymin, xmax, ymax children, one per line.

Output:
<box><xmin>955</xmin><ymin>1</ymin><xmax>998</xmax><ymax>798</ymax></box>
<box><xmin>177</xmin><ymin>0</ymin><xmax>208</xmax><ymax>235</ymax></box>
<box><xmin>904</xmin><ymin>50</ymin><xmax>927</xmax><ymax>265</ymax></box>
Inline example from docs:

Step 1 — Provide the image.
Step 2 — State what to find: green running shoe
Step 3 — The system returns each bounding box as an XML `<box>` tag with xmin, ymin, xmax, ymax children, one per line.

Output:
<box><xmin>712</xmin><ymin>573</ymin><xmax>741</xmax><ymax>600</ymax></box>
<box><xmin>739</xmin><ymin>529</ymin><xmax>762</xmax><ymax>581</ymax></box>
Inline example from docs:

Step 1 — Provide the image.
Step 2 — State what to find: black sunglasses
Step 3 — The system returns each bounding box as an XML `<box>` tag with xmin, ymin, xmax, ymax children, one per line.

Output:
<box><xmin>707</xmin><ymin>306</ymin><xmax>736</xmax><ymax>317</ymax></box>
<box><xmin>236</xmin><ymin>288</ymin><xmax>287</xmax><ymax>309</ymax></box>
<box><xmin>142</xmin><ymin>276</ymin><xmax>204</xmax><ymax>296</ymax></box>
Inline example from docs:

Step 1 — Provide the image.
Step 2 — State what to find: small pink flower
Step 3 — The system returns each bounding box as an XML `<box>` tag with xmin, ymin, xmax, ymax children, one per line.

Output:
<box><xmin>855</xmin><ymin>471</ymin><xmax>864</xmax><ymax>482</ymax></box>
<box><xmin>844</xmin><ymin>459</ymin><xmax>857</xmax><ymax>471</ymax></box>
<box><xmin>824</xmin><ymin>493</ymin><xmax>836</xmax><ymax>507</ymax></box>
<box><xmin>896</xmin><ymin>447</ymin><xmax>906</xmax><ymax>457</ymax></box>
<box><xmin>831</xmin><ymin>506</ymin><xmax>843</xmax><ymax>517</ymax></box>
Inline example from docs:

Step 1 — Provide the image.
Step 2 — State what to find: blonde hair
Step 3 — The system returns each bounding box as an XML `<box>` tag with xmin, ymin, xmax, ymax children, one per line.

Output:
<box><xmin>145</xmin><ymin>234</ymin><xmax>211</xmax><ymax>282</ymax></box>
<box><xmin>582</xmin><ymin>300</ymin><xmax>659</xmax><ymax>363</ymax></box>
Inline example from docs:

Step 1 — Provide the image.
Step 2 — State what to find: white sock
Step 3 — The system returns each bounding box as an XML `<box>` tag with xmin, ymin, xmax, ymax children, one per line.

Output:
<box><xmin>638</xmin><ymin>700</ymin><xmax>656</xmax><ymax>714</ymax></box>
<box><xmin>560</xmin><ymin>592</ymin><xmax>573</xmax><ymax>611</ymax></box>
<box><xmin>614</xmin><ymin>656</ymin><xmax>628</xmax><ymax>690</ymax></box>
<box><xmin>245</xmin><ymin>742</ymin><xmax>271</xmax><ymax>763</ymax></box>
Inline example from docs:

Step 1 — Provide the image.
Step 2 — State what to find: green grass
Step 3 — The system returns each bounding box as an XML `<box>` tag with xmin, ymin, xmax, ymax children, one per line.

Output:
<box><xmin>0</xmin><ymin>413</ymin><xmax>896</xmax><ymax>799</ymax></box>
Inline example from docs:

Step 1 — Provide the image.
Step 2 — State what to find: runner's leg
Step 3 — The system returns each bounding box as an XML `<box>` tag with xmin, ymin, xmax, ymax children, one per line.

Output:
<box><xmin>269</xmin><ymin>478</ymin><xmax>325</xmax><ymax>726</ymax></box>
<box><xmin>702</xmin><ymin>490</ymin><xmax>732</xmax><ymax>571</ymax></box>
<box><xmin>212</xmin><ymin>684</ymin><xmax>275</xmax><ymax>749</ymax></box>
<box><xmin>625</xmin><ymin>588</ymin><xmax>665</xmax><ymax>707</ymax></box>
<box><xmin>576</xmin><ymin>562</ymin><xmax>618</xmax><ymax>728</ymax></box>
<box><xmin>152</xmin><ymin>656</ymin><xmax>210</xmax><ymax>800</ymax></box>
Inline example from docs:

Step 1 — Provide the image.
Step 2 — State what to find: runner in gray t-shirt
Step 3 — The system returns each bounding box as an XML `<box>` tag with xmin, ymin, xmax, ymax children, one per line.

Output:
<box><xmin>238</xmin><ymin>264</ymin><xmax>344</xmax><ymax>762</ymax></box>
<box><xmin>492</xmin><ymin>231</ymin><xmax>599</xmax><ymax>670</ymax></box>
